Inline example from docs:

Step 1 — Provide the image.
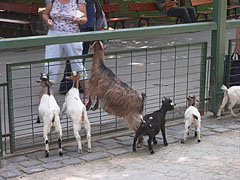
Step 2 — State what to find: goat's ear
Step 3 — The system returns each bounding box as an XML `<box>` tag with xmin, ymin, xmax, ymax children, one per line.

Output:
<box><xmin>103</xmin><ymin>45</ymin><xmax>107</xmax><ymax>49</ymax></box>
<box><xmin>187</xmin><ymin>97</ymin><xmax>190</xmax><ymax>101</ymax></box>
<box><xmin>65</xmin><ymin>76</ymin><xmax>72</xmax><ymax>80</ymax></box>
<box><xmin>36</xmin><ymin>80</ymin><xmax>41</xmax><ymax>83</ymax></box>
<box><xmin>48</xmin><ymin>80</ymin><xmax>54</xmax><ymax>86</ymax></box>
<box><xmin>90</xmin><ymin>41</ymin><xmax>96</xmax><ymax>49</ymax></box>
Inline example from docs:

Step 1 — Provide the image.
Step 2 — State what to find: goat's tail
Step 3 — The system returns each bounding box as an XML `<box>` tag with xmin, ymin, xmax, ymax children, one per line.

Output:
<box><xmin>125</xmin><ymin>114</ymin><xmax>142</xmax><ymax>131</ymax></box>
<box><xmin>221</xmin><ymin>85</ymin><xmax>229</xmax><ymax>96</ymax></box>
<box><xmin>192</xmin><ymin>114</ymin><xmax>198</xmax><ymax>120</ymax></box>
<box><xmin>139</xmin><ymin>93</ymin><xmax>146</xmax><ymax>114</ymax></box>
<box><xmin>221</xmin><ymin>84</ymin><xmax>228</xmax><ymax>92</ymax></box>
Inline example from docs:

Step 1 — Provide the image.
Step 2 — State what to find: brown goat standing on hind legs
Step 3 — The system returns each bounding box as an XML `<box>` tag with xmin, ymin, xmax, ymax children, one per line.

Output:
<box><xmin>86</xmin><ymin>40</ymin><xmax>146</xmax><ymax>135</ymax></box>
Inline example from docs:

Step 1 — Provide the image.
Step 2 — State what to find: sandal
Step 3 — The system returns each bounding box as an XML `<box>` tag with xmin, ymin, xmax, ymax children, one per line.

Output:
<box><xmin>84</xmin><ymin>97</ymin><xmax>89</xmax><ymax>106</ymax></box>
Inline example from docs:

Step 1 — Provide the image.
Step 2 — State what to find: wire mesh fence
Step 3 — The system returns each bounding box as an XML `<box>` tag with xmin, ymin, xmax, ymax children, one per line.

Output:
<box><xmin>3</xmin><ymin>42</ymin><xmax>208</xmax><ymax>153</ymax></box>
<box><xmin>0</xmin><ymin>82</ymin><xmax>10</xmax><ymax>156</ymax></box>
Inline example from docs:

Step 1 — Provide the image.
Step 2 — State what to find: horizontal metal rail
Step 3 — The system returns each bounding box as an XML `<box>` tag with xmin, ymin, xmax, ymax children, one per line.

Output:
<box><xmin>0</xmin><ymin>22</ymin><xmax>218</xmax><ymax>50</ymax></box>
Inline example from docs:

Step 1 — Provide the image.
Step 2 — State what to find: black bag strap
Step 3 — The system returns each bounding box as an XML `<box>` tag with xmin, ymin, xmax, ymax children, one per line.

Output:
<box><xmin>95</xmin><ymin>0</ymin><xmax>103</xmax><ymax>11</ymax></box>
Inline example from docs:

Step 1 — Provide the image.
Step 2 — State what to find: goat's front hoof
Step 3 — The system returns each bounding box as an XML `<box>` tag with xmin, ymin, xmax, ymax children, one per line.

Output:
<box><xmin>78</xmin><ymin>149</ymin><xmax>82</xmax><ymax>154</ymax></box>
<box><xmin>91</xmin><ymin>107</ymin><xmax>97</xmax><ymax>111</ymax></box>
<box><xmin>88</xmin><ymin>148</ymin><xmax>92</xmax><ymax>153</ymax></box>
<box><xmin>197</xmin><ymin>139</ymin><xmax>201</xmax><ymax>143</ymax></box>
<box><xmin>181</xmin><ymin>139</ymin><xmax>185</xmax><ymax>144</ymax></box>
<box><xmin>150</xmin><ymin>150</ymin><xmax>154</xmax><ymax>154</ymax></box>
<box><xmin>137</xmin><ymin>144</ymin><xmax>142</xmax><ymax>148</ymax></box>
<box><xmin>164</xmin><ymin>142</ymin><xmax>168</xmax><ymax>146</ymax></box>
<box><xmin>195</xmin><ymin>132</ymin><xmax>197</xmax><ymax>137</ymax></box>
<box><xmin>45</xmin><ymin>152</ymin><xmax>49</xmax><ymax>158</ymax></box>
<box><xmin>217</xmin><ymin>116</ymin><xmax>221</xmax><ymax>120</ymax></box>
<box><xmin>36</xmin><ymin>116</ymin><xmax>40</xmax><ymax>123</ymax></box>
<box><xmin>59</xmin><ymin>151</ymin><xmax>63</xmax><ymax>156</ymax></box>
<box><xmin>153</xmin><ymin>140</ymin><xmax>157</xmax><ymax>144</ymax></box>
<box><xmin>133</xmin><ymin>148</ymin><xmax>136</xmax><ymax>152</ymax></box>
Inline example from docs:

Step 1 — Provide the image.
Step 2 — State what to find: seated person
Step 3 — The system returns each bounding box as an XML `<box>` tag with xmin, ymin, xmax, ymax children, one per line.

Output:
<box><xmin>156</xmin><ymin>0</ymin><xmax>196</xmax><ymax>23</ymax></box>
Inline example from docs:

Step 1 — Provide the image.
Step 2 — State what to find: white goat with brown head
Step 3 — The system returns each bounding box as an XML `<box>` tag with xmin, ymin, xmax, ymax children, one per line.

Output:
<box><xmin>217</xmin><ymin>85</ymin><xmax>240</xmax><ymax>120</ymax></box>
<box><xmin>181</xmin><ymin>95</ymin><xmax>201</xmax><ymax>144</ymax></box>
<box><xmin>37</xmin><ymin>73</ymin><xmax>63</xmax><ymax>157</ymax></box>
<box><xmin>60</xmin><ymin>71</ymin><xmax>91</xmax><ymax>154</ymax></box>
<box><xmin>86</xmin><ymin>40</ymin><xmax>146</xmax><ymax>132</ymax></box>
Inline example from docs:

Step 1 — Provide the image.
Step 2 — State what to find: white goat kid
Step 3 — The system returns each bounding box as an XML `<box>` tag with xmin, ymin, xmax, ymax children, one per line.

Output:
<box><xmin>181</xmin><ymin>96</ymin><xmax>201</xmax><ymax>144</ymax></box>
<box><xmin>217</xmin><ymin>85</ymin><xmax>240</xmax><ymax>120</ymax></box>
<box><xmin>60</xmin><ymin>71</ymin><xmax>91</xmax><ymax>154</ymax></box>
<box><xmin>37</xmin><ymin>74</ymin><xmax>63</xmax><ymax>157</ymax></box>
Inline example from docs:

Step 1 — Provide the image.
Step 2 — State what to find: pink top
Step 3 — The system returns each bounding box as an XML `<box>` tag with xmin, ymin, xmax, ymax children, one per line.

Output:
<box><xmin>235</xmin><ymin>27</ymin><xmax>240</xmax><ymax>55</ymax></box>
<box><xmin>45</xmin><ymin>0</ymin><xmax>86</xmax><ymax>33</ymax></box>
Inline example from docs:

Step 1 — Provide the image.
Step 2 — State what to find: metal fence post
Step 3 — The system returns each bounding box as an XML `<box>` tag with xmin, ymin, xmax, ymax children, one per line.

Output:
<box><xmin>6</xmin><ymin>64</ymin><xmax>15</xmax><ymax>153</ymax></box>
<box><xmin>0</xmin><ymin>98</ymin><xmax>2</xmax><ymax>167</ymax></box>
<box><xmin>199</xmin><ymin>42</ymin><xmax>208</xmax><ymax>114</ymax></box>
<box><xmin>208</xmin><ymin>0</ymin><xmax>227</xmax><ymax>115</ymax></box>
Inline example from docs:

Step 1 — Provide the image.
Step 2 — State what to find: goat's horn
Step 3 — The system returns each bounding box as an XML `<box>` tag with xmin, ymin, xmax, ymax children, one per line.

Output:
<box><xmin>72</xmin><ymin>71</ymin><xmax>77</xmax><ymax>77</ymax></box>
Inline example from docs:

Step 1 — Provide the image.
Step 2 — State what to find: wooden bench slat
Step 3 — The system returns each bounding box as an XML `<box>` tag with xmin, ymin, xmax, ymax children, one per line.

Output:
<box><xmin>227</xmin><ymin>5</ymin><xmax>240</xmax><ymax>10</ymax></box>
<box><xmin>197</xmin><ymin>10</ymin><xmax>213</xmax><ymax>15</ymax></box>
<box><xmin>102</xmin><ymin>3</ymin><xmax>121</xmax><ymax>13</ymax></box>
<box><xmin>128</xmin><ymin>2</ymin><xmax>158</xmax><ymax>11</ymax></box>
<box><xmin>190</xmin><ymin>0</ymin><xmax>213</xmax><ymax>6</ymax></box>
<box><xmin>0</xmin><ymin>2</ymin><xmax>39</xmax><ymax>14</ymax></box>
<box><xmin>107</xmin><ymin>17</ymin><xmax>132</xmax><ymax>22</ymax></box>
<box><xmin>137</xmin><ymin>16</ymin><xmax>172</xmax><ymax>19</ymax></box>
<box><xmin>0</xmin><ymin>18</ymin><xmax>32</xmax><ymax>25</ymax></box>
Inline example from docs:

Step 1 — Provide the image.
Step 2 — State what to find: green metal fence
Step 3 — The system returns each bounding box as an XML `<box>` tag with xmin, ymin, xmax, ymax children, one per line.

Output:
<box><xmin>0</xmin><ymin>0</ymin><xmax>239</xmax><ymax>155</ymax></box>
<box><xmin>4</xmin><ymin>42</ymin><xmax>208</xmax><ymax>153</ymax></box>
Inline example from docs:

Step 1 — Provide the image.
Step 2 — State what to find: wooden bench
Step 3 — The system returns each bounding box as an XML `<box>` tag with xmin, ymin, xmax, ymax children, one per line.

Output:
<box><xmin>128</xmin><ymin>2</ymin><xmax>178</xmax><ymax>27</ymax></box>
<box><xmin>227</xmin><ymin>0</ymin><xmax>240</xmax><ymax>19</ymax></box>
<box><xmin>189</xmin><ymin>0</ymin><xmax>213</xmax><ymax>21</ymax></box>
<box><xmin>101</xmin><ymin>3</ymin><xmax>132</xmax><ymax>29</ymax></box>
<box><xmin>0</xmin><ymin>2</ymin><xmax>39</xmax><ymax>36</ymax></box>
<box><xmin>190</xmin><ymin>0</ymin><xmax>240</xmax><ymax>21</ymax></box>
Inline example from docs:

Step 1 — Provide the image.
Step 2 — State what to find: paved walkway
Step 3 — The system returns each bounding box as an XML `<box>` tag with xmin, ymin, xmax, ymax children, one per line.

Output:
<box><xmin>0</xmin><ymin>112</ymin><xmax>239</xmax><ymax>180</ymax></box>
<box><xmin>0</xmin><ymin>27</ymin><xmax>239</xmax><ymax>180</ymax></box>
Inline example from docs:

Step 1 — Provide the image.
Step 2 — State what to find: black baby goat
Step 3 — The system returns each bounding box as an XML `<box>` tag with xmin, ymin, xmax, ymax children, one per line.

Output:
<box><xmin>133</xmin><ymin>97</ymin><xmax>175</xmax><ymax>154</ymax></box>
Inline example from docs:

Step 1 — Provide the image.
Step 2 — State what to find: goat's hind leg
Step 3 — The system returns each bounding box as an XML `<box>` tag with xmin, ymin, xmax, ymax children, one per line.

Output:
<box><xmin>43</xmin><ymin>124</ymin><xmax>51</xmax><ymax>158</ymax></box>
<box><xmin>148</xmin><ymin>134</ymin><xmax>154</xmax><ymax>154</ymax></box>
<box><xmin>73</xmin><ymin>126</ymin><xmax>82</xmax><ymax>154</ymax></box>
<box><xmin>195</xmin><ymin>121</ymin><xmax>201</xmax><ymax>143</ymax></box>
<box><xmin>54</xmin><ymin>117</ymin><xmax>63</xmax><ymax>156</ymax></box>
<box><xmin>83</xmin><ymin>111</ymin><xmax>92</xmax><ymax>153</ymax></box>
<box><xmin>133</xmin><ymin>125</ymin><xmax>144</xmax><ymax>152</ymax></box>
<box><xmin>217</xmin><ymin>95</ymin><xmax>228</xmax><ymax>120</ymax></box>
<box><xmin>153</xmin><ymin>136</ymin><xmax>157</xmax><ymax>145</ymax></box>
<box><xmin>228</xmin><ymin>99</ymin><xmax>237</xmax><ymax>117</ymax></box>
<box><xmin>181</xmin><ymin>120</ymin><xmax>192</xmax><ymax>144</ymax></box>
